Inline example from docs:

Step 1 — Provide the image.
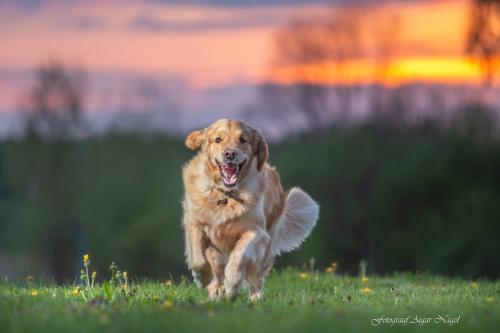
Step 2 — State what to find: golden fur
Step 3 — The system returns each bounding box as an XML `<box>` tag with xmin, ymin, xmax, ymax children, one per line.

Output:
<box><xmin>182</xmin><ymin>119</ymin><xmax>318</xmax><ymax>301</ymax></box>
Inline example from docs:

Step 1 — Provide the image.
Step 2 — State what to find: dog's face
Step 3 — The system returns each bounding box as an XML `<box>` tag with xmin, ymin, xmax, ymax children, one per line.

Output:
<box><xmin>185</xmin><ymin>119</ymin><xmax>268</xmax><ymax>188</ymax></box>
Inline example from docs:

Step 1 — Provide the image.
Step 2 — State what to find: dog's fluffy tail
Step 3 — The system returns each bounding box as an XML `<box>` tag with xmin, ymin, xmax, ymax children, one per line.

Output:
<box><xmin>271</xmin><ymin>187</ymin><xmax>319</xmax><ymax>256</ymax></box>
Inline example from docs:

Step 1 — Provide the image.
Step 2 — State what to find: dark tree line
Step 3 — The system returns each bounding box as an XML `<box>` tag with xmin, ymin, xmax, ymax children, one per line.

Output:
<box><xmin>17</xmin><ymin>60</ymin><xmax>86</xmax><ymax>282</ymax></box>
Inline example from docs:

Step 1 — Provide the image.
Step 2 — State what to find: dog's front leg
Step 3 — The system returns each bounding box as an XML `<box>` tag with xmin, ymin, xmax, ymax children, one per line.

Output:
<box><xmin>183</xmin><ymin>215</ymin><xmax>211</xmax><ymax>287</ymax></box>
<box><xmin>224</xmin><ymin>229</ymin><xmax>269</xmax><ymax>300</ymax></box>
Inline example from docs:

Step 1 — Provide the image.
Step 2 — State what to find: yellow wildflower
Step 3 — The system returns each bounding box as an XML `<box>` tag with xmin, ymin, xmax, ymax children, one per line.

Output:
<box><xmin>325</xmin><ymin>267</ymin><xmax>334</xmax><ymax>273</ymax></box>
<box><xmin>362</xmin><ymin>277</ymin><xmax>369</xmax><ymax>284</ymax></box>
<box><xmin>72</xmin><ymin>287</ymin><xmax>81</xmax><ymax>295</ymax></box>
<box><xmin>164</xmin><ymin>280</ymin><xmax>173</xmax><ymax>287</ymax></box>
<box><xmin>163</xmin><ymin>300</ymin><xmax>174</xmax><ymax>309</ymax></box>
<box><xmin>470</xmin><ymin>282</ymin><xmax>478</xmax><ymax>289</ymax></box>
<box><xmin>361</xmin><ymin>287</ymin><xmax>373</xmax><ymax>294</ymax></box>
<box><xmin>83</xmin><ymin>254</ymin><xmax>89</xmax><ymax>264</ymax></box>
<box><xmin>31</xmin><ymin>290</ymin><xmax>38</xmax><ymax>296</ymax></box>
<box><xmin>123</xmin><ymin>271</ymin><xmax>128</xmax><ymax>278</ymax></box>
<box><xmin>92</xmin><ymin>271</ymin><xmax>97</xmax><ymax>279</ymax></box>
<box><xmin>299</xmin><ymin>272</ymin><xmax>308</xmax><ymax>279</ymax></box>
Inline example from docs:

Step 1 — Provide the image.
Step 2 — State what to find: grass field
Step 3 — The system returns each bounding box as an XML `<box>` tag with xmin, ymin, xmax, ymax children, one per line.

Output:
<box><xmin>1</xmin><ymin>261</ymin><xmax>499</xmax><ymax>333</ymax></box>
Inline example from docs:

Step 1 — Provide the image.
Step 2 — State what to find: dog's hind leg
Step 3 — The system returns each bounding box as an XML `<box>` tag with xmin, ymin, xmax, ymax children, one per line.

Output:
<box><xmin>205</xmin><ymin>246</ymin><xmax>227</xmax><ymax>301</ymax></box>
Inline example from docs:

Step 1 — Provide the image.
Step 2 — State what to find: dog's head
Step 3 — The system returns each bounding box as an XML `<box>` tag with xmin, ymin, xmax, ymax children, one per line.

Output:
<box><xmin>185</xmin><ymin>119</ymin><xmax>268</xmax><ymax>188</ymax></box>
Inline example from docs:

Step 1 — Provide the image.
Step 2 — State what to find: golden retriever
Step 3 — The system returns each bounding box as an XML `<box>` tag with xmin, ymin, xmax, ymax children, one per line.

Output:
<box><xmin>181</xmin><ymin>119</ymin><xmax>319</xmax><ymax>301</ymax></box>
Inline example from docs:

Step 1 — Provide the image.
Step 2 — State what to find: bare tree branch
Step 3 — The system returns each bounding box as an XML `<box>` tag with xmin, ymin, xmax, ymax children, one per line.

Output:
<box><xmin>466</xmin><ymin>0</ymin><xmax>500</xmax><ymax>87</ymax></box>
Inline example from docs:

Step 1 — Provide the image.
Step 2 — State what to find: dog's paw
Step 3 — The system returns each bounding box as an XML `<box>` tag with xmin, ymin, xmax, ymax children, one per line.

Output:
<box><xmin>225</xmin><ymin>287</ymin><xmax>239</xmax><ymax>302</ymax></box>
<box><xmin>249</xmin><ymin>291</ymin><xmax>263</xmax><ymax>302</ymax></box>
<box><xmin>192</xmin><ymin>270</ymin><xmax>203</xmax><ymax>288</ymax></box>
<box><xmin>191</xmin><ymin>263</ymin><xmax>212</xmax><ymax>288</ymax></box>
<box><xmin>225</xmin><ymin>292</ymin><xmax>236</xmax><ymax>302</ymax></box>
<box><xmin>208</xmin><ymin>284</ymin><xmax>224</xmax><ymax>301</ymax></box>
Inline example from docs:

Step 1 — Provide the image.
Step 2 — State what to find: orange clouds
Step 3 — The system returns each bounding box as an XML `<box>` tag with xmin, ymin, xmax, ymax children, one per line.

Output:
<box><xmin>0</xmin><ymin>0</ymin><xmax>496</xmax><ymax>90</ymax></box>
<box><xmin>267</xmin><ymin>0</ymin><xmax>500</xmax><ymax>86</ymax></box>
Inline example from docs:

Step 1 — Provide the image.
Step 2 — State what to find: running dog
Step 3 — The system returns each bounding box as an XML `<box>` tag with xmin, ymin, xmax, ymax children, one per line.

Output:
<box><xmin>181</xmin><ymin>119</ymin><xmax>319</xmax><ymax>301</ymax></box>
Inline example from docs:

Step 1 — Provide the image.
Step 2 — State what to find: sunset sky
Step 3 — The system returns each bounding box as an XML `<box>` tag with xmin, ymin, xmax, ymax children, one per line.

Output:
<box><xmin>0</xmin><ymin>0</ymin><xmax>496</xmax><ymax>132</ymax></box>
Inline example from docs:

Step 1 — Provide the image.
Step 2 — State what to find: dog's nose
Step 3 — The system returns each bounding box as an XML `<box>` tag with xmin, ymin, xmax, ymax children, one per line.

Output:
<box><xmin>224</xmin><ymin>149</ymin><xmax>238</xmax><ymax>161</ymax></box>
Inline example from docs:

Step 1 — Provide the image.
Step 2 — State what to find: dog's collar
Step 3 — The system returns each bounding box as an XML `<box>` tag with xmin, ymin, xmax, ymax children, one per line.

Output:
<box><xmin>214</xmin><ymin>187</ymin><xmax>244</xmax><ymax>206</ymax></box>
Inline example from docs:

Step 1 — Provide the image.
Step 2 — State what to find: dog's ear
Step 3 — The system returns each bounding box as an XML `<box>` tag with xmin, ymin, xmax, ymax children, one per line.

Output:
<box><xmin>185</xmin><ymin>129</ymin><xmax>206</xmax><ymax>150</ymax></box>
<box><xmin>253</xmin><ymin>129</ymin><xmax>269</xmax><ymax>172</ymax></box>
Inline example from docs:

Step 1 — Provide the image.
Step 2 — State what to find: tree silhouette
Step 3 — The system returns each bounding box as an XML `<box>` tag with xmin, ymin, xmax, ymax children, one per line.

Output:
<box><xmin>20</xmin><ymin>60</ymin><xmax>86</xmax><ymax>282</ymax></box>
<box><xmin>272</xmin><ymin>8</ymin><xmax>363</xmax><ymax>130</ymax></box>
<box><xmin>466</xmin><ymin>0</ymin><xmax>500</xmax><ymax>86</ymax></box>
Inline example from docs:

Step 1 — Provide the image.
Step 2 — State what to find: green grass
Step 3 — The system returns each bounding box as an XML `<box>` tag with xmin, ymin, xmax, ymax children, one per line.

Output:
<box><xmin>1</xmin><ymin>269</ymin><xmax>499</xmax><ymax>333</ymax></box>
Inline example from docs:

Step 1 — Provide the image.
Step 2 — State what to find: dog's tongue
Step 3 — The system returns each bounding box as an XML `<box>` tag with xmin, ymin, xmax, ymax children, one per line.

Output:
<box><xmin>222</xmin><ymin>163</ymin><xmax>238</xmax><ymax>177</ymax></box>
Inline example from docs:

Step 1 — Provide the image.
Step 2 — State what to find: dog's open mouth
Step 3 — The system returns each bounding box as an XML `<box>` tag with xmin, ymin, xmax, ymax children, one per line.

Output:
<box><xmin>217</xmin><ymin>160</ymin><xmax>245</xmax><ymax>187</ymax></box>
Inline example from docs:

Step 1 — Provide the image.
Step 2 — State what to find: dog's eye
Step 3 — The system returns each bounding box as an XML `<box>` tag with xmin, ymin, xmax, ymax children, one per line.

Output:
<box><xmin>239</xmin><ymin>137</ymin><xmax>247</xmax><ymax>144</ymax></box>
<box><xmin>215</xmin><ymin>137</ymin><xmax>222</xmax><ymax>144</ymax></box>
